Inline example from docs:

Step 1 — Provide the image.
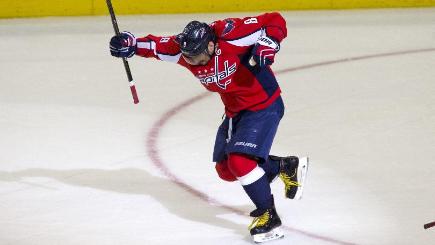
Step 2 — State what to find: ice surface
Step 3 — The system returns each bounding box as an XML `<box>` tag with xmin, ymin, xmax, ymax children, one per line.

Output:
<box><xmin>1</xmin><ymin>8</ymin><xmax>435</xmax><ymax>245</ymax></box>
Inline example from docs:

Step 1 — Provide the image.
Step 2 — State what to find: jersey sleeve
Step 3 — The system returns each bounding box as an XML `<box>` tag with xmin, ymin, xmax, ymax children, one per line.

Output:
<box><xmin>135</xmin><ymin>35</ymin><xmax>182</xmax><ymax>63</ymax></box>
<box><xmin>211</xmin><ymin>12</ymin><xmax>287</xmax><ymax>47</ymax></box>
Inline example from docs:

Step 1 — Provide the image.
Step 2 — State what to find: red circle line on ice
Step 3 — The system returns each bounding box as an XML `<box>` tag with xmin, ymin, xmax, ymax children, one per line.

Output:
<box><xmin>146</xmin><ymin>47</ymin><xmax>435</xmax><ymax>244</ymax></box>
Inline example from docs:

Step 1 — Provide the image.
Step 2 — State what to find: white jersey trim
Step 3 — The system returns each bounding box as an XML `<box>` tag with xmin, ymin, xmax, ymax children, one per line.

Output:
<box><xmin>226</xmin><ymin>29</ymin><xmax>263</xmax><ymax>47</ymax></box>
<box><xmin>137</xmin><ymin>41</ymin><xmax>181</xmax><ymax>63</ymax></box>
<box><xmin>238</xmin><ymin>166</ymin><xmax>265</xmax><ymax>186</ymax></box>
<box><xmin>137</xmin><ymin>41</ymin><xmax>156</xmax><ymax>54</ymax></box>
<box><xmin>157</xmin><ymin>53</ymin><xmax>182</xmax><ymax>63</ymax></box>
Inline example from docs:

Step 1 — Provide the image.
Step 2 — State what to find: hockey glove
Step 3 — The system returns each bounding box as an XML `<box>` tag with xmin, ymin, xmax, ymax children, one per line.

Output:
<box><xmin>110</xmin><ymin>31</ymin><xmax>137</xmax><ymax>58</ymax></box>
<box><xmin>251</xmin><ymin>36</ymin><xmax>280</xmax><ymax>67</ymax></box>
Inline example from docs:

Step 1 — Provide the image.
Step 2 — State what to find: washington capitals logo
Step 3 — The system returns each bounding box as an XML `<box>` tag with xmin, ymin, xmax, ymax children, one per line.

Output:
<box><xmin>199</xmin><ymin>56</ymin><xmax>236</xmax><ymax>89</ymax></box>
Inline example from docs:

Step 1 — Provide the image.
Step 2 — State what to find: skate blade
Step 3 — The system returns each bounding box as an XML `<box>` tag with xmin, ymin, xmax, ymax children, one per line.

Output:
<box><xmin>294</xmin><ymin>157</ymin><xmax>309</xmax><ymax>200</ymax></box>
<box><xmin>252</xmin><ymin>227</ymin><xmax>284</xmax><ymax>243</ymax></box>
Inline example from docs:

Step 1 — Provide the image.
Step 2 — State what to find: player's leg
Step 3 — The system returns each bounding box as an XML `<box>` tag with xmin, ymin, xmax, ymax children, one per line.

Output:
<box><xmin>212</xmin><ymin>113</ymin><xmax>277</xmax><ymax>206</ymax></box>
<box><xmin>259</xmin><ymin>155</ymin><xmax>281</xmax><ymax>183</ymax></box>
<box><xmin>225</xmin><ymin>98</ymin><xmax>285</xmax><ymax>242</ymax></box>
<box><xmin>213</xmin><ymin>117</ymin><xmax>237</xmax><ymax>182</ymax></box>
<box><xmin>212</xmin><ymin>109</ymin><xmax>281</xmax><ymax>184</ymax></box>
<box><xmin>226</xmin><ymin>153</ymin><xmax>283</xmax><ymax>243</ymax></box>
<box><xmin>228</xmin><ymin>97</ymin><xmax>285</xmax><ymax>182</ymax></box>
<box><xmin>241</xmin><ymin>98</ymin><xmax>308</xmax><ymax>200</ymax></box>
<box><xmin>212</xmin><ymin>116</ymin><xmax>282</xmax><ymax>242</ymax></box>
<box><xmin>227</xmin><ymin>153</ymin><xmax>273</xmax><ymax>211</ymax></box>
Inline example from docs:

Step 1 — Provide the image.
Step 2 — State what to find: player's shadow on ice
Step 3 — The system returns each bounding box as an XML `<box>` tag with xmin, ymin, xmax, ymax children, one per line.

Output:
<box><xmin>0</xmin><ymin>168</ymin><xmax>253</xmax><ymax>241</ymax></box>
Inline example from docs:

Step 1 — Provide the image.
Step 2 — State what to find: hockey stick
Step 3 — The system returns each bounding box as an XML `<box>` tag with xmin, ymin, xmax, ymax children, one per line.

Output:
<box><xmin>106</xmin><ymin>0</ymin><xmax>139</xmax><ymax>104</ymax></box>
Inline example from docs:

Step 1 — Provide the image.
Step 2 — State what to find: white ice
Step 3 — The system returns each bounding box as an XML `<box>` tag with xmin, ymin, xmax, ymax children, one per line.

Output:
<box><xmin>1</xmin><ymin>8</ymin><xmax>435</xmax><ymax>245</ymax></box>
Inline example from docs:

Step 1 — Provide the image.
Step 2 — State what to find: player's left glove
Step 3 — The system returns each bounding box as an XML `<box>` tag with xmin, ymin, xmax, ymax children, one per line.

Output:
<box><xmin>109</xmin><ymin>31</ymin><xmax>137</xmax><ymax>58</ymax></box>
<box><xmin>251</xmin><ymin>36</ymin><xmax>280</xmax><ymax>67</ymax></box>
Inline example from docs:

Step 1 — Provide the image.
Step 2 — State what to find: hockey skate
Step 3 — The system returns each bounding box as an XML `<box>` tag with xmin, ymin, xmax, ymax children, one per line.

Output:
<box><xmin>270</xmin><ymin>155</ymin><xmax>309</xmax><ymax>200</ymax></box>
<box><xmin>249</xmin><ymin>207</ymin><xmax>284</xmax><ymax>243</ymax></box>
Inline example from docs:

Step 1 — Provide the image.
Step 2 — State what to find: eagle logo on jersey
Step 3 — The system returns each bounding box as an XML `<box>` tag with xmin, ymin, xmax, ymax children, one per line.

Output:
<box><xmin>221</xmin><ymin>19</ymin><xmax>235</xmax><ymax>36</ymax></box>
<box><xmin>199</xmin><ymin>56</ymin><xmax>236</xmax><ymax>89</ymax></box>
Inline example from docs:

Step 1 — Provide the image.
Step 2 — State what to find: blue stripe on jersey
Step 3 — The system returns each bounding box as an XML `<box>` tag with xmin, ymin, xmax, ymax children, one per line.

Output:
<box><xmin>242</xmin><ymin>55</ymin><xmax>279</xmax><ymax>97</ymax></box>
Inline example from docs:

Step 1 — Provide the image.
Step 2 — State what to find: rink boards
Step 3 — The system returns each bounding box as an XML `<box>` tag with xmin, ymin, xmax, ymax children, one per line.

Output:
<box><xmin>1</xmin><ymin>0</ymin><xmax>435</xmax><ymax>18</ymax></box>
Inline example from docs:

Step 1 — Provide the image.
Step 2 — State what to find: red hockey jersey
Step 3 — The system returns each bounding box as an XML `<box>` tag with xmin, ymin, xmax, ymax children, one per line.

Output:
<box><xmin>135</xmin><ymin>12</ymin><xmax>287</xmax><ymax>117</ymax></box>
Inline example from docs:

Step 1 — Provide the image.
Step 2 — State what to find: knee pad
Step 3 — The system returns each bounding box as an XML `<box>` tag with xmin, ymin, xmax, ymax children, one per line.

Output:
<box><xmin>215</xmin><ymin>159</ymin><xmax>237</xmax><ymax>182</ymax></box>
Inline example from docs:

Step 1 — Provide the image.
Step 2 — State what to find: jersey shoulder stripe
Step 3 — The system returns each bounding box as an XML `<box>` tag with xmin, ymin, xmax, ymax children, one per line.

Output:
<box><xmin>224</xmin><ymin>29</ymin><xmax>263</xmax><ymax>47</ymax></box>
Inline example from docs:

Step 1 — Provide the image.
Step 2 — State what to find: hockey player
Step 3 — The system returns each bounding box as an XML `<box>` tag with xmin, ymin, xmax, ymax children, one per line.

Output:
<box><xmin>109</xmin><ymin>12</ymin><xmax>308</xmax><ymax>243</ymax></box>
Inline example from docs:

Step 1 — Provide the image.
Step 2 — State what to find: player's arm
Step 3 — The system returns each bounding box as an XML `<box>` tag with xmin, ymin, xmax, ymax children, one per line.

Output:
<box><xmin>213</xmin><ymin>12</ymin><xmax>287</xmax><ymax>66</ymax></box>
<box><xmin>214</xmin><ymin>12</ymin><xmax>287</xmax><ymax>44</ymax></box>
<box><xmin>109</xmin><ymin>32</ymin><xmax>183</xmax><ymax>64</ymax></box>
<box><xmin>135</xmin><ymin>35</ymin><xmax>183</xmax><ymax>63</ymax></box>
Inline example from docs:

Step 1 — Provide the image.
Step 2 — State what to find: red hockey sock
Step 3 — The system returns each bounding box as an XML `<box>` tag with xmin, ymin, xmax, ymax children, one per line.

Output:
<box><xmin>227</xmin><ymin>153</ymin><xmax>266</xmax><ymax>186</ymax></box>
<box><xmin>228</xmin><ymin>153</ymin><xmax>257</xmax><ymax>177</ymax></box>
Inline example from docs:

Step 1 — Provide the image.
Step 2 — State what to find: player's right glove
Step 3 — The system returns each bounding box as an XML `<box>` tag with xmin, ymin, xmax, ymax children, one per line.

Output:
<box><xmin>251</xmin><ymin>36</ymin><xmax>280</xmax><ymax>67</ymax></box>
<box><xmin>109</xmin><ymin>31</ymin><xmax>137</xmax><ymax>58</ymax></box>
